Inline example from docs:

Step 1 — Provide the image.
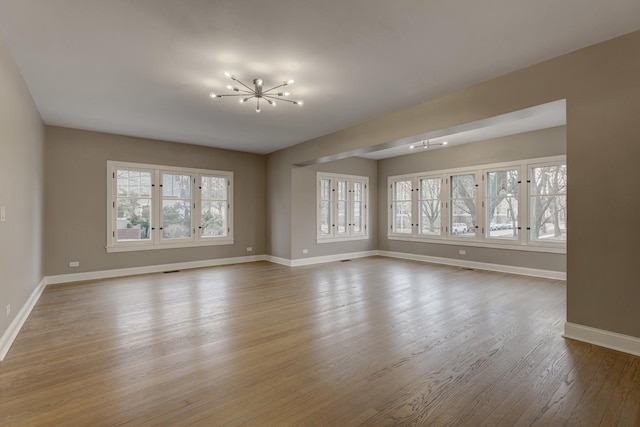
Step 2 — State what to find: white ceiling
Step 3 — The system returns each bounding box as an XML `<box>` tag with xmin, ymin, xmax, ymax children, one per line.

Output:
<box><xmin>1</xmin><ymin>1</ymin><xmax>639</xmax><ymax>155</ymax></box>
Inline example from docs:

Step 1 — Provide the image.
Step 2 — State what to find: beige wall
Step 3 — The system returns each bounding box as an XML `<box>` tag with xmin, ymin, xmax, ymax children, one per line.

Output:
<box><xmin>44</xmin><ymin>126</ymin><xmax>266</xmax><ymax>276</ymax></box>
<box><xmin>378</xmin><ymin>127</ymin><xmax>566</xmax><ymax>272</ymax></box>
<box><xmin>0</xmin><ymin>34</ymin><xmax>45</xmax><ymax>344</ymax></box>
<box><xmin>291</xmin><ymin>157</ymin><xmax>377</xmax><ymax>260</ymax></box>
<box><xmin>267</xmin><ymin>30</ymin><xmax>640</xmax><ymax>339</ymax></box>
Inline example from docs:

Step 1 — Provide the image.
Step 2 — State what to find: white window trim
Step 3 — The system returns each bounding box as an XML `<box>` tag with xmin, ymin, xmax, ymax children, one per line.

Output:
<box><xmin>106</xmin><ymin>161</ymin><xmax>234</xmax><ymax>253</ymax></box>
<box><xmin>316</xmin><ymin>172</ymin><xmax>369</xmax><ymax>243</ymax></box>
<box><xmin>387</xmin><ymin>155</ymin><xmax>566</xmax><ymax>254</ymax></box>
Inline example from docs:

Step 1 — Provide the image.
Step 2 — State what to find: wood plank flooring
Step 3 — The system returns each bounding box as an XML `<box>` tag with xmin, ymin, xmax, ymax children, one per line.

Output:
<box><xmin>1</xmin><ymin>257</ymin><xmax>638</xmax><ymax>426</ymax></box>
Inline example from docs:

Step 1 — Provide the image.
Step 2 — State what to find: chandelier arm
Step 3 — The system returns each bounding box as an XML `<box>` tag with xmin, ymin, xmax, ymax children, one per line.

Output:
<box><xmin>263</xmin><ymin>96</ymin><xmax>297</xmax><ymax>103</ymax></box>
<box><xmin>230</xmin><ymin>77</ymin><xmax>255</xmax><ymax>92</ymax></box>
<box><xmin>216</xmin><ymin>94</ymin><xmax>254</xmax><ymax>98</ymax></box>
<box><xmin>262</xmin><ymin>83</ymin><xmax>287</xmax><ymax>93</ymax></box>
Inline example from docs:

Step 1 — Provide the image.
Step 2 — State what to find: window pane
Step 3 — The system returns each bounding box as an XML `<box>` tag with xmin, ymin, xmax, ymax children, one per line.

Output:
<box><xmin>163</xmin><ymin>173</ymin><xmax>192</xmax><ymax>198</ymax></box>
<box><xmin>531</xmin><ymin>164</ymin><xmax>567</xmax><ymax>243</ymax></box>
<box><xmin>531</xmin><ymin>195</ymin><xmax>567</xmax><ymax>242</ymax></box>
<box><xmin>451</xmin><ymin>174</ymin><xmax>476</xmax><ymax>236</ymax></box>
<box><xmin>486</xmin><ymin>170</ymin><xmax>519</xmax><ymax>239</ymax></box>
<box><xmin>393</xmin><ymin>201</ymin><xmax>412</xmax><ymax>234</ymax></box>
<box><xmin>487</xmin><ymin>197</ymin><xmax>519</xmax><ymax>239</ymax></box>
<box><xmin>337</xmin><ymin>180</ymin><xmax>348</xmax><ymax>201</ymax></box>
<box><xmin>201</xmin><ymin>176</ymin><xmax>227</xmax><ymax>200</ymax></box>
<box><xmin>162</xmin><ymin>173</ymin><xmax>192</xmax><ymax>239</ymax></box>
<box><xmin>394</xmin><ymin>180</ymin><xmax>412</xmax><ymax>201</ymax></box>
<box><xmin>116</xmin><ymin>197</ymin><xmax>152</xmax><ymax>241</ymax></box>
<box><xmin>451</xmin><ymin>200</ymin><xmax>475</xmax><ymax>236</ymax></box>
<box><xmin>320</xmin><ymin>179</ymin><xmax>332</xmax><ymax>201</ymax></box>
<box><xmin>201</xmin><ymin>200</ymin><xmax>227</xmax><ymax>237</ymax></box>
<box><xmin>451</xmin><ymin>174</ymin><xmax>476</xmax><ymax>198</ymax></box>
<box><xmin>353</xmin><ymin>201</ymin><xmax>363</xmax><ymax>233</ymax></box>
<box><xmin>162</xmin><ymin>200</ymin><xmax>192</xmax><ymax>239</ymax></box>
<box><xmin>392</xmin><ymin>180</ymin><xmax>412</xmax><ymax>234</ymax></box>
<box><xmin>420</xmin><ymin>200</ymin><xmax>441</xmax><ymax>235</ymax></box>
<box><xmin>353</xmin><ymin>182</ymin><xmax>363</xmax><ymax>202</ymax></box>
<box><xmin>116</xmin><ymin>169</ymin><xmax>152</xmax><ymax>242</ymax></box>
<box><xmin>419</xmin><ymin>178</ymin><xmax>441</xmax><ymax>235</ymax></box>
<box><xmin>319</xmin><ymin>200</ymin><xmax>331</xmax><ymax>235</ymax></box>
<box><xmin>531</xmin><ymin>165</ymin><xmax>567</xmax><ymax>195</ymax></box>
<box><xmin>486</xmin><ymin>170</ymin><xmax>519</xmax><ymax>197</ymax></box>
<box><xmin>201</xmin><ymin>176</ymin><xmax>227</xmax><ymax>238</ymax></box>
<box><xmin>337</xmin><ymin>200</ymin><xmax>347</xmax><ymax>234</ymax></box>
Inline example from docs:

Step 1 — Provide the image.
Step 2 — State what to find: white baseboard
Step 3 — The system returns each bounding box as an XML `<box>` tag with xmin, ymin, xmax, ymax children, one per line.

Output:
<box><xmin>377</xmin><ymin>250</ymin><xmax>566</xmax><ymax>281</ymax></box>
<box><xmin>563</xmin><ymin>322</ymin><xmax>640</xmax><ymax>357</ymax></box>
<box><xmin>264</xmin><ymin>255</ymin><xmax>292</xmax><ymax>267</ymax></box>
<box><xmin>265</xmin><ymin>251</ymin><xmax>377</xmax><ymax>267</ymax></box>
<box><xmin>0</xmin><ymin>278</ymin><xmax>46</xmax><ymax>361</ymax></box>
<box><xmin>45</xmin><ymin>255</ymin><xmax>267</xmax><ymax>285</ymax></box>
<box><xmin>289</xmin><ymin>251</ymin><xmax>378</xmax><ymax>267</ymax></box>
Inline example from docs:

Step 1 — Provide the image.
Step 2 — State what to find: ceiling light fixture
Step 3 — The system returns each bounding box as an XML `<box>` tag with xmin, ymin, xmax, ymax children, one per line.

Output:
<box><xmin>209</xmin><ymin>72</ymin><xmax>303</xmax><ymax>113</ymax></box>
<box><xmin>409</xmin><ymin>140</ymin><xmax>448</xmax><ymax>150</ymax></box>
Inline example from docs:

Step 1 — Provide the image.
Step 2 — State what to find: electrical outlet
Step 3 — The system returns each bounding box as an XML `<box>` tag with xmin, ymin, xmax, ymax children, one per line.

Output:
<box><xmin>6</xmin><ymin>304</ymin><xmax>10</xmax><ymax>317</ymax></box>
<box><xmin>302</xmin><ymin>249</ymin><xmax>308</xmax><ymax>254</ymax></box>
<box><xmin>459</xmin><ymin>250</ymin><xmax>466</xmax><ymax>255</ymax></box>
<box><xmin>69</xmin><ymin>261</ymin><xmax>80</xmax><ymax>267</ymax></box>
<box><xmin>246</xmin><ymin>247</ymin><xmax>253</xmax><ymax>252</ymax></box>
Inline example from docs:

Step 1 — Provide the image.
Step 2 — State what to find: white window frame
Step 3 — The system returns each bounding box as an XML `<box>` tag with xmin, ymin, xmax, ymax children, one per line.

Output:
<box><xmin>107</xmin><ymin>161</ymin><xmax>233</xmax><ymax>253</ymax></box>
<box><xmin>387</xmin><ymin>155</ymin><xmax>566</xmax><ymax>254</ymax></box>
<box><xmin>316</xmin><ymin>172</ymin><xmax>369</xmax><ymax>243</ymax></box>
<box><xmin>527</xmin><ymin>160</ymin><xmax>567</xmax><ymax>248</ymax></box>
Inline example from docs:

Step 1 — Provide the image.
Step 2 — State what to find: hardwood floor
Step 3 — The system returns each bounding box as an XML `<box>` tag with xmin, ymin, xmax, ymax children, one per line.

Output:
<box><xmin>1</xmin><ymin>258</ymin><xmax>638</xmax><ymax>426</ymax></box>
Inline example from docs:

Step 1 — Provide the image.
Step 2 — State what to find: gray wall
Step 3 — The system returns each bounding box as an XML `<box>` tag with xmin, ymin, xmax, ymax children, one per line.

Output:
<box><xmin>44</xmin><ymin>126</ymin><xmax>266</xmax><ymax>276</ymax></box>
<box><xmin>267</xmin><ymin>31</ymin><xmax>640</xmax><ymax>339</ymax></box>
<box><xmin>378</xmin><ymin>127</ymin><xmax>566</xmax><ymax>272</ymax></box>
<box><xmin>291</xmin><ymin>157</ymin><xmax>377</xmax><ymax>260</ymax></box>
<box><xmin>0</xmin><ymin>34</ymin><xmax>45</xmax><ymax>342</ymax></box>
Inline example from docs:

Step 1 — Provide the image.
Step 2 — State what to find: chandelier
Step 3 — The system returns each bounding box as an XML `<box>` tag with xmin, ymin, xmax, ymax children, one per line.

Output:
<box><xmin>209</xmin><ymin>72</ymin><xmax>304</xmax><ymax>113</ymax></box>
<box><xmin>409</xmin><ymin>140</ymin><xmax>448</xmax><ymax>150</ymax></box>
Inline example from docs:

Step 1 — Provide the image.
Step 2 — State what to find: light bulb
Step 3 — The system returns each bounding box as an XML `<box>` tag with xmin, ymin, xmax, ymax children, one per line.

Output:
<box><xmin>256</xmin><ymin>106</ymin><xmax>261</xmax><ymax>113</ymax></box>
<box><xmin>286</xmin><ymin>79</ymin><xmax>295</xmax><ymax>85</ymax></box>
<box><xmin>224</xmin><ymin>71</ymin><xmax>232</xmax><ymax>78</ymax></box>
<box><xmin>296</xmin><ymin>100</ymin><xmax>303</xmax><ymax>106</ymax></box>
<box><xmin>226</xmin><ymin>84</ymin><xmax>233</xmax><ymax>90</ymax></box>
<box><xmin>443</xmin><ymin>141</ymin><xmax>448</xmax><ymax>145</ymax></box>
<box><xmin>209</xmin><ymin>92</ymin><xmax>218</xmax><ymax>98</ymax></box>
<box><xmin>255</xmin><ymin>79</ymin><xmax>263</xmax><ymax>86</ymax></box>
<box><xmin>410</xmin><ymin>145</ymin><xmax>416</xmax><ymax>149</ymax></box>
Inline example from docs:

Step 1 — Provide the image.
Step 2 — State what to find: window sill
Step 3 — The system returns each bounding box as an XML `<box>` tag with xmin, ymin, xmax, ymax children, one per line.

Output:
<box><xmin>106</xmin><ymin>238</ymin><xmax>235</xmax><ymax>253</ymax></box>
<box><xmin>317</xmin><ymin>236</ymin><xmax>369</xmax><ymax>244</ymax></box>
<box><xmin>386</xmin><ymin>235</ymin><xmax>565</xmax><ymax>254</ymax></box>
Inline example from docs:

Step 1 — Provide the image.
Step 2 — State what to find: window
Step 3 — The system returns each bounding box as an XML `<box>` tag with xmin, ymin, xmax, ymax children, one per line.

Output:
<box><xmin>388</xmin><ymin>156</ymin><xmax>566</xmax><ymax>253</ymax></box>
<box><xmin>450</xmin><ymin>173</ymin><xmax>477</xmax><ymax>237</ymax></box>
<box><xmin>317</xmin><ymin>173</ymin><xmax>369</xmax><ymax>242</ymax></box>
<box><xmin>107</xmin><ymin>161</ymin><xmax>233</xmax><ymax>252</ymax></box>
<box><xmin>530</xmin><ymin>163</ymin><xmax>567</xmax><ymax>243</ymax></box>
<box><xmin>419</xmin><ymin>177</ymin><xmax>442</xmax><ymax>236</ymax></box>
<box><xmin>485</xmin><ymin>168</ymin><xmax>520</xmax><ymax>240</ymax></box>
<box><xmin>200</xmin><ymin>175</ymin><xmax>229</xmax><ymax>238</ymax></box>
<box><xmin>161</xmin><ymin>172</ymin><xmax>192</xmax><ymax>240</ymax></box>
<box><xmin>391</xmin><ymin>180</ymin><xmax>412</xmax><ymax>234</ymax></box>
